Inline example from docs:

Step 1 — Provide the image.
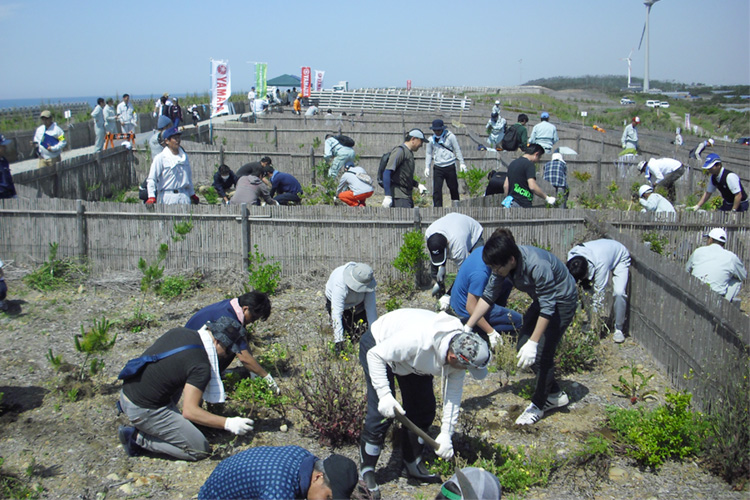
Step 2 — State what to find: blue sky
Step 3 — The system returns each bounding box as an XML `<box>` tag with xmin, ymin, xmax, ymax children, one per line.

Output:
<box><xmin>1</xmin><ymin>0</ymin><xmax>747</xmax><ymax>99</ymax></box>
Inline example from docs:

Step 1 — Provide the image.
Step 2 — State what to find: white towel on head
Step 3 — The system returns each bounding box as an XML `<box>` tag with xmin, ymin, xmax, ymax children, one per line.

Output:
<box><xmin>197</xmin><ymin>325</ymin><xmax>226</xmax><ymax>403</ymax></box>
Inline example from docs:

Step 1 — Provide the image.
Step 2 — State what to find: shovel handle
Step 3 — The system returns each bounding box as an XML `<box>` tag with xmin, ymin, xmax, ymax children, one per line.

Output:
<box><xmin>394</xmin><ymin>410</ymin><xmax>440</xmax><ymax>451</ymax></box>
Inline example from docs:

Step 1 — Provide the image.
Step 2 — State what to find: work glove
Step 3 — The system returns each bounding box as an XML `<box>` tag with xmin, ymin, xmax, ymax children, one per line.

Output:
<box><xmin>424</xmin><ymin>166</ymin><xmax>430</xmax><ymax>178</ymax></box>
<box><xmin>488</xmin><ymin>329</ymin><xmax>502</xmax><ymax>348</ymax></box>
<box><xmin>463</xmin><ymin>323</ymin><xmax>474</xmax><ymax>333</ymax></box>
<box><xmin>459</xmin><ymin>163</ymin><xmax>467</xmax><ymax>173</ymax></box>
<box><xmin>377</xmin><ymin>393</ymin><xmax>405</xmax><ymax>419</ymax></box>
<box><xmin>224</xmin><ymin>416</ymin><xmax>254</xmax><ymax>435</ymax></box>
<box><xmin>545</xmin><ymin>196</ymin><xmax>556</xmax><ymax>205</ymax></box>
<box><xmin>516</xmin><ymin>340</ymin><xmax>538</xmax><ymax>369</ymax></box>
<box><xmin>438</xmin><ymin>294</ymin><xmax>451</xmax><ymax>311</ymax></box>
<box><xmin>190</xmin><ymin>194</ymin><xmax>200</xmax><ymax>204</ymax></box>
<box><xmin>687</xmin><ymin>205</ymin><xmax>700</xmax><ymax>211</ymax></box>
<box><xmin>264</xmin><ymin>373</ymin><xmax>280</xmax><ymax>394</ymax></box>
<box><xmin>145</xmin><ymin>197</ymin><xmax>156</xmax><ymax>205</ymax></box>
<box><xmin>435</xmin><ymin>432</ymin><xmax>454</xmax><ymax>460</ymax></box>
<box><xmin>382</xmin><ymin>196</ymin><xmax>392</xmax><ymax>208</ymax></box>
<box><xmin>418</xmin><ymin>184</ymin><xmax>428</xmax><ymax>195</ymax></box>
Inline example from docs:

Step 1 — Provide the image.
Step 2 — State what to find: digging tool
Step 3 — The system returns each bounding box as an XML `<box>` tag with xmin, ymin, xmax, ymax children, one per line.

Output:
<box><xmin>393</xmin><ymin>410</ymin><xmax>439</xmax><ymax>451</ymax></box>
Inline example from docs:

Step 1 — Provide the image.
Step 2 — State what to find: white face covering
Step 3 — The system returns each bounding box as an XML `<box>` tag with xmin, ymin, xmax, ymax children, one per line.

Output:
<box><xmin>221</xmin><ymin>175</ymin><xmax>230</xmax><ymax>181</ymax></box>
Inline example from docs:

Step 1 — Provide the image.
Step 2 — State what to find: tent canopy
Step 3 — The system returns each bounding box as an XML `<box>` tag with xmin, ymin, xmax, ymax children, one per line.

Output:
<box><xmin>266</xmin><ymin>74</ymin><xmax>301</xmax><ymax>87</ymax></box>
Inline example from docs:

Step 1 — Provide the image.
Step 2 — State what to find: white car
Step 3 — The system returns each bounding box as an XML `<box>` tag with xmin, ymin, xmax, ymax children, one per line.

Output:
<box><xmin>620</xmin><ymin>97</ymin><xmax>635</xmax><ymax>105</ymax></box>
<box><xmin>645</xmin><ymin>100</ymin><xmax>661</xmax><ymax>108</ymax></box>
<box><xmin>660</xmin><ymin>101</ymin><xmax>670</xmax><ymax>108</ymax></box>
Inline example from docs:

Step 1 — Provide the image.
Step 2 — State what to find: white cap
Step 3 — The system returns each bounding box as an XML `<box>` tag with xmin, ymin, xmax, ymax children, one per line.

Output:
<box><xmin>494</xmin><ymin>100</ymin><xmax>500</xmax><ymax>105</ymax></box>
<box><xmin>638</xmin><ymin>185</ymin><xmax>653</xmax><ymax>197</ymax></box>
<box><xmin>708</xmin><ymin>138</ymin><xmax>715</xmax><ymax>146</ymax></box>
<box><xmin>551</xmin><ymin>152</ymin><xmax>564</xmax><ymax>162</ymax></box>
<box><xmin>705</xmin><ymin>228</ymin><xmax>727</xmax><ymax>243</ymax></box>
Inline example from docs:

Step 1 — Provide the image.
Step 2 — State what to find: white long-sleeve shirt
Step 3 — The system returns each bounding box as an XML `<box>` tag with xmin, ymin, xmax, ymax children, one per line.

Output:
<box><xmin>424</xmin><ymin>213</ymin><xmax>484</xmax><ymax>268</ymax></box>
<box><xmin>103</xmin><ymin>104</ymin><xmax>117</xmax><ymax>133</ymax></box>
<box><xmin>116</xmin><ymin>101</ymin><xmax>136</xmax><ymax>126</ymax></box>
<box><xmin>567</xmin><ymin>239</ymin><xmax>630</xmax><ymax>311</ymax></box>
<box><xmin>33</xmin><ymin>123</ymin><xmax>67</xmax><ymax>159</ymax></box>
<box><xmin>644</xmin><ymin>158</ymin><xmax>682</xmax><ymax>184</ymax></box>
<box><xmin>146</xmin><ymin>147</ymin><xmax>195</xmax><ymax>201</ymax></box>
<box><xmin>325</xmin><ymin>262</ymin><xmax>378</xmax><ymax>343</ymax></box>
<box><xmin>621</xmin><ymin>123</ymin><xmax>638</xmax><ymax>150</ymax></box>
<box><xmin>425</xmin><ymin>130</ymin><xmax>464</xmax><ymax>168</ymax></box>
<box><xmin>367</xmin><ymin>309</ymin><xmax>487</xmax><ymax>436</ymax></box>
<box><xmin>639</xmin><ymin>193</ymin><xmax>675</xmax><ymax>213</ymax></box>
<box><xmin>686</xmin><ymin>244</ymin><xmax>746</xmax><ymax>298</ymax></box>
<box><xmin>336</xmin><ymin>166</ymin><xmax>374</xmax><ymax>196</ymax></box>
<box><xmin>529</xmin><ymin>121</ymin><xmax>559</xmax><ymax>152</ymax></box>
<box><xmin>91</xmin><ymin>105</ymin><xmax>104</xmax><ymax>127</ymax></box>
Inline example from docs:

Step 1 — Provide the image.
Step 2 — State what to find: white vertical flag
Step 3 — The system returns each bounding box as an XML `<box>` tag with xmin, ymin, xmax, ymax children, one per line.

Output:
<box><xmin>211</xmin><ymin>59</ymin><xmax>231</xmax><ymax>117</ymax></box>
<box><xmin>314</xmin><ymin>70</ymin><xmax>325</xmax><ymax>91</ymax></box>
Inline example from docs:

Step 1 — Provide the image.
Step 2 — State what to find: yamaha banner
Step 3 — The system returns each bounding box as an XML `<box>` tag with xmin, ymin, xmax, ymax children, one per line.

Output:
<box><xmin>301</xmin><ymin>67</ymin><xmax>311</xmax><ymax>97</ymax></box>
<box><xmin>210</xmin><ymin>59</ymin><xmax>231</xmax><ymax>118</ymax></box>
<box><xmin>314</xmin><ymin>70</ymin><xmax>325</xmax><ymax>91</ymax></box>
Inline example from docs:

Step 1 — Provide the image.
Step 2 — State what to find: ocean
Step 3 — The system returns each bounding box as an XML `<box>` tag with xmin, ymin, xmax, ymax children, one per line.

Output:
<box><xmin>0</xmin><ymin>93</ymin><xmax>194</xmax><ymax>111</ymax></box>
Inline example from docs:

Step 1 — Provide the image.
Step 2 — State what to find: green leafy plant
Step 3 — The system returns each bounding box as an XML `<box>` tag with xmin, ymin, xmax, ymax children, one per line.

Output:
<box><xmin>384</xmin><ymin>296</ymin><xmax>402</xmax><ymax>313</ymax></box>
<box><xmin>555</xmin><ymin>313</ymin><xmax>600</xmax><ymax>374</ymax></box>
<box><xmin>172</xmin><ymin>216</ymin><xmax>194</xmax><ymax>242</ymax></box>
<box><xmin>573</xmin><ymin>171</ymin><xmax>592</xmax><ymax>183</ymax></box>
<box><xmin>157</xmin><ymin>274</ymin><xmax>201</xmax><ymax>299</ymax></box>
<box><xmin>458</xmin><ymin>167</ymin><xmax>487</xmax><ymax>197</ymax></box>
<box><xmin>224</xmin><ymin>375</ymin><xmax>292</xmax><ymax>419</ymax></box>
<box><xmin>612</xmin><ymin>362</ymin><xmax>657</xmax><ymax>404</ymax></box>
<box><xmin>245</xmin><ymin>244</ymin><xmax>282</xmax><ymax>295</ymax></box>
<box><xmin>642</xmin><ymin>231</ymin><xmax>669</xmax><ymax>255</ymax></box>
<box><xmin>46</xmin><ymin>349</ymin><xmax>63</xmax><ymax>370</ymax></box>
<box><xmin>256</xmin><ymin>343</ymin><xmax>291</xmax><ymax>375</ymax></box>
<box><xmin>202</xmin><ymin>186</ymin><xmax>220</xmax><ymax>205</ymax></box>
<box><xmin>312</xmin><ymin>137</ymin><xmax>321</xmax><ymax>149</ymax></box>
<box><xmin>134</xmin><ymin>243</ymin><xmax>168</xmax><ymax>327</ymax></box>
<box><xmin>66</xmin><ymin>388</ymin><xmax>79</xmax><ymax>403</ymax></box>
<box><xmin>74</xmin><ymin>317</ymin><xmax>117</xmax><ymax>380</ymax></box>
<box><xmin>0</xmin><ymin>457</ymin><xmax>43</xmax><ymax>500</ymax></box>
<box><xmin>570</xmin><ymin>433</ymin><xmax>615</xmax><ymax>483</ymax></box>
<box><xmin>23</xmin><ymin>243</ymin><xmax>87</xmax><ymax>292</ymax></box>
<box><xmin>392</xmin><ymin>230</ymin><xmax>427</xmax><ymax>279</ymax></box>
<box><xmin>516</xmin><ymin>379</ymin><xmax>535</xmax><ymax>400</ymax></box>
<box><xmin>606</xmin><ymin>390</ymin><xmax>711</xmax><ymax>468</ymax></box>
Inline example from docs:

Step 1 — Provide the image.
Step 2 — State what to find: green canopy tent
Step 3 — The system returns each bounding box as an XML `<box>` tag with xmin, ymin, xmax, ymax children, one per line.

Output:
<box><xmin>266</xmin><ymin>74</ymin><xmax>301</xmax><ymax>87</ymax></box>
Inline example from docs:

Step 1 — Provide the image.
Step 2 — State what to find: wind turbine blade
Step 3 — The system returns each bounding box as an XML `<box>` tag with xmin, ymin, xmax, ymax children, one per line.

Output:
<box><xmin>638</xmin><ymin>21</ymin><xmax>646</xmax><ymax>50</ymax></box>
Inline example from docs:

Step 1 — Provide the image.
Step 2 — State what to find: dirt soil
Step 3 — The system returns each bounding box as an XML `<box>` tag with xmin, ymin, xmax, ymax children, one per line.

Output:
<box><xmin>0</xmin><ymin>265</ymin><xmax>745</xmax><ymax>500</ymax></box>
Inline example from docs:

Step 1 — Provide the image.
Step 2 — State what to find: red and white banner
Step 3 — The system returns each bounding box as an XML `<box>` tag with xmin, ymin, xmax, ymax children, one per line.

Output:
<box><xmin>314</xmin><ymin>70</ymin><xmax>325</xmax><ymax>91</ymax></box>
<box><xmin>301</xmin><ymin>67</ymin><xmax>311</xmax><ymax>97</ymax></box>
<box><xmin>407</xmin><ymin>79</ymin><xmax>412</xmax><ymax>90</ymax></box>
<box><xmin>211</xmin><ymin>59</ymin><xmax>231</xmax><ymax>118</ymax></box>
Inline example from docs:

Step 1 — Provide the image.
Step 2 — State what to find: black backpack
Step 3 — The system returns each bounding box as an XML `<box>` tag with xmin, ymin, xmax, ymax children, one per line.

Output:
<box><xmin>335</xmin><ymin>134</ymin><xmax>355</xmax><ymax>148</ymax></box>
<box><xmin>377</xmin><ymin>145</ymin><xmax>406</xmax><ymax>188</ymax></box>
<box><xmin>501</xmin><ymin>125</ymin><xmax>521</xmax><ymax>151</ymax></box>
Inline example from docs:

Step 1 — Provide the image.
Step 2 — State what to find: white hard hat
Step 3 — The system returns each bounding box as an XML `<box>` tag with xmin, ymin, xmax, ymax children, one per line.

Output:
<box><xmin>638</xmin><ymin>185</ymin><xmax>653</xmax><ymax>198</ymax></box>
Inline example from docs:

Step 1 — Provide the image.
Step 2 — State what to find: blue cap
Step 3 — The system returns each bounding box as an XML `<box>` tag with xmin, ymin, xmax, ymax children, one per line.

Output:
<box><xmin>541</xmin><ymin>111</ymin><xmax>550</xmax><ymax>119</ymax></box>
<box><xmin>702</xmin><ymin>153</ymin><xmax>721</xmax><ymax>170</ymax></box>
<box><xmin>162</xmin><ymin>127</ymin><xmax>181</xmax><ymax>141</ymax></box>
<box><xmin>157</xmin><ymin>115</ymin><xmax>173</xmax><ymax>129</ymax></box>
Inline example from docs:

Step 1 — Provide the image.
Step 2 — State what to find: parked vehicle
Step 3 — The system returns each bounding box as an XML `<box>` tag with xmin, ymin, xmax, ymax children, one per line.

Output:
<box><xmin>736</xmin><ymin>137</ymin><xmax>750</xmax><ymax>146</ymax></box>
<box><xmin>620</xmin><ymin>97</ymin><xmax>635</xmax><ymax>105</ymax></box>
<box><xmin>646</xmin><ymin>100</ymin><xmax>661</xmax><ymax>108</ymax></box>
<box><xmin>660</xmin><ymin>101</ymin><xmax>670</xmax><ymax>108</ymax></box>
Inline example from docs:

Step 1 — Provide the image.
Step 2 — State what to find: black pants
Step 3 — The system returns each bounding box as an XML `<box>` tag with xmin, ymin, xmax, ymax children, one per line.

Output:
<box><xmin>432</xmin><ymin>164</ymin><xmax>460</xmax><ymax>207</ymax></box>
<box><xmin>274</xmin><ymin>192</ymin><xmax>302</xmax><ymax>205</ymax></box>
<box><xmin>392</xmin><ymin>197</ymin><xmax>414</xmax><ymax>208</ymax></box>
<box><xmin>359</xmin><ymin>330</ymin><xmax>436</xmax><ymax>446</ymax></box>
<box><xmin>655</xmin><ymin>165</ymin><xmax>684</xmax><ymax>203</ymax></box>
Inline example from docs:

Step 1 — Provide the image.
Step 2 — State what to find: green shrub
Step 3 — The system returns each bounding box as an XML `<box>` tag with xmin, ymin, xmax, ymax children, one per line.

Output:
<box><xmin>256</xmin><ymin>343</ymin><xmax>291</xmax><ymax>375</ymax></box>
<box><xmin>74</xmin><ymin>317</ymin><xmax>117</xmax><ymax>381</ymax></box>
<box><xmin>384</xmin><ymin>296</ymin><xmax>402</xmax><ymax>313</ymax></box>
<box><xmin>23</xmin><ymin>243</ymin><xmax>87</xmax><ymax>292</ymax></box>
<box><xmin>606</xmin><ymin>390</ymin><xmax>712</xmax><ymax>468</ymax></box>
<box><xmin>555</xmin><ymin>313</ymin><xmax>600</xmax><ymax>374</ymax></box>
<box><xmin>172</xmin><ymin>216</ymin><xmax>194</xmax><ymax>242</ymax></box>
<box><xmin>157</xmin><ymin>274</ymin><xmax>201</xmax><ymax>299</ymax></box>
<box><xmin>392</xmin><ymin>230</ymin><xmax>427</xmax><ymax>277</ymax></box>
<box><xmin>642</xmin><ymin>232</ymin><xmax>669</xmax><ymax>255</ymax></box>
<box><xmin>224</xmin><ymin>374</ymin><xmax>292</xmax><ymax>419</ymax></box>
<box><xmin>0</xmin><ymin>457</ymin><xmax>43</xmax><ymax>499</ymax></box>
<box><xmin>245</xmin><ymin>244</ymin><xmax>282</xmax><ymax>295</ymax></box>
<box><xmin>458</xmin><ymin>167</ymin><xmax>487</xmax><ymax>198</ymax></box>
<box><xmin>202</xmin><ymin>186</ymin><xmax>220</xmax><ymax>205</ymax></box>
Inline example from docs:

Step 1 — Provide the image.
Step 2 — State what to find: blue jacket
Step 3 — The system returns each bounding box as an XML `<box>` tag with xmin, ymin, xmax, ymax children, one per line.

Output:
<box><xmin>270</xmin><ymin>171</ymin><xmax>303</xmax><ymax>197</ymax></box>
<box><xmin>199</xmin><ymin>446</ymin><xmax>316</xmax><ymax>500</ymax></box>
<box><xmin>0</xmin><ymin>157</ymin><xmax>17</xmax><ymax>199</ymax></box>
<box><xmin>185</xmin><ymin>299</ymin><xmax>248</xmax><ymax>353</ymax></box>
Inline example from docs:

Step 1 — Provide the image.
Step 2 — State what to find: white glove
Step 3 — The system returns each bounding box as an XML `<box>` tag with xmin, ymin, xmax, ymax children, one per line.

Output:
<box><xmin>224</xmin><ymin>416</ymin><xmax>254</xmax><ymax>435</ymax></box>
<box><xmin>382</xmin><ymin>196</ymin><xmax>392</xmax><ymax>208</ymax></box>
<box><xmin>463</xmin><ymin>323</ymin><xmax>473</xmax><ymax>333</ymax></box>
<box><xmin>435</xmin><ymin>432</ymin><xmax>454</xmax><ymax>460</ymax></box>
<box><xmin>459</xmin><ymin>163</ymin><xmax>467</xmax><ymax>173</ymax></box>
<box><xmin>264</xmin><ymin>373</ymin><xmax>280</xmax><ymax>394</ymax></box>
<box><xmin>424</xmin><ymin>167</ymin><xmax>430</xmax><ymax>178</ymax></box>
<box><xmin>488</xmin><ymin>329</ymin><xmax>501</xmax><ymax>348</ymax></box>
<box><xmin>516</xmin><ymin>340</ymin><xmax>538</xmax><ymax>369</ymax></box>
<box><xmin>688</xmin><ymin>205</ymin><xmax>700</xmax><ymax>211</ymax></box>
<box><xmin>377</xmin><ymin>393</ymin><xmax>405</xmax><ymax>419</ymax></box>
<box><xmin>545</xmin><ymin>196</ymin><xmax>556</xmax><ymax>205</ymax></box>
<box><xmin>438</xmin><ymin>294</ymin><xmax>451</xmax><ymax>311</ymax></box>
<box><xmin>418</xmin><ymin>184</ymin><xmax>428</xmax><ymax>195</ymax></box>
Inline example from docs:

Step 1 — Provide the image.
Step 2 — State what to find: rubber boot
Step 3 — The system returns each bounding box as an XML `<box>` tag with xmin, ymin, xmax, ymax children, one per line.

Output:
<box><xmin>359</xmin><ymin>438</ymin><xmax>381</xmax><ymax>500</ymax></box>
<box><xmin>402</xmin><ymin>428</ymin><xmax>440</xmax><ymax>483</ymax></box>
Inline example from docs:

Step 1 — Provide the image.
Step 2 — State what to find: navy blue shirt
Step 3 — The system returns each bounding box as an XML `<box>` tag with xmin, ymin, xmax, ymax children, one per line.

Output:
<box><xmin>212</xmin><ymin>170</ymin><xmax>238</xmax><ymax>198</ymax></box>
<box><xmin>0</xmin><ymin>157</ymin><xmax>17</xmax><ymax>199</ymax></box>
<box><xmin>270</xmin><ymin>171</ymin><xmax>303</xmax><ymax>197</ymax></box>
<box><xmin>199</xmin><ymin>446</ymin><xmax>315</xmax><ymax>500</ymax></box>
<box><xmin>185</xmin><ymin>299</ymin><xmax>249</xmax><ymax>371</ymax></box>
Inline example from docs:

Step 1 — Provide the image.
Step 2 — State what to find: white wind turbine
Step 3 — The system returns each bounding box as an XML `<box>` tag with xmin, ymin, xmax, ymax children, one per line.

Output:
<box><xmin>638</xmin><ymin>0</ymin><xmax>662</xmax><ymax>92</ymax></box>
<box><xmin>620</xmin><ymin>49</ymin><xmax>634</xmax><ymax>88</ymax></box>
